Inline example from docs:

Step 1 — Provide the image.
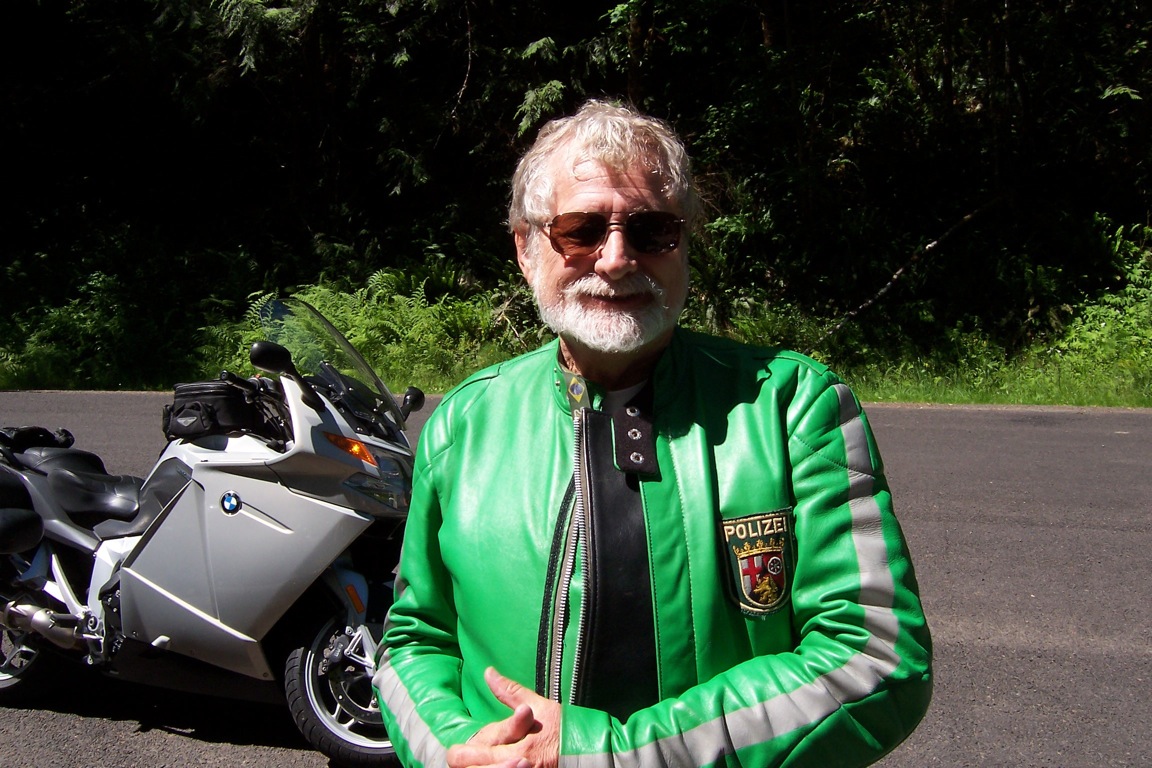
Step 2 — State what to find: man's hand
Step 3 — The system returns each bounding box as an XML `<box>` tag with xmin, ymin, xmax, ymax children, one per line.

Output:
<box><xmin>446</xmin><ymin>667</ymin><xmax>561</xmax><ymax>768</ymax></box>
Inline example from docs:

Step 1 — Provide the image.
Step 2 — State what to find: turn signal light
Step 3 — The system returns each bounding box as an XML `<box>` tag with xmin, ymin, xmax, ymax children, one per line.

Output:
<box><xmin>324</xmin><ymin>433</ymin><xmax>377</xmax><ymax>466</ymax></box>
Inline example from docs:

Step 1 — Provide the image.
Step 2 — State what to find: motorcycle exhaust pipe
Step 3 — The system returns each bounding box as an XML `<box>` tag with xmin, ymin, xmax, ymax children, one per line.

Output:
<box><xmin>0</xmin><ymin>599</ymin><xmax>84</xmax><ymax>650</ymax></box>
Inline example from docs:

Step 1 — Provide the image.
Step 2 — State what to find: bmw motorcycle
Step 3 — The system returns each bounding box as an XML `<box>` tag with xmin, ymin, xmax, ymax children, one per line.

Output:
<box><xmin>0</xmin><ymin>297</ymin><xmax>423</xmax><ymax>767</ymax></box>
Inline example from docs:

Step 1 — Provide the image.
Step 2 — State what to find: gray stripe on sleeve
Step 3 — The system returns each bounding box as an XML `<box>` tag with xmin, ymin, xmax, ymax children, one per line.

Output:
<box><xmin>373</xmin><ymin>649</ymin><xmax>450</xmax><ymax>768</ymax></box>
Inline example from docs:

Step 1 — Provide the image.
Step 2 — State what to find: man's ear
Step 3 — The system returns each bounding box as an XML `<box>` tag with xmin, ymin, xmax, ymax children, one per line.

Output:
<box><xmin>514</xmin><ymin>226</ymin><xmax>534</xmax><ymax>284</ymax></box>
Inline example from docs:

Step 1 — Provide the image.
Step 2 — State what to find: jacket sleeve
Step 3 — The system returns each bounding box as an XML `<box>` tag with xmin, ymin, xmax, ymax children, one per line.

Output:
<box><xmin>373</xmin><ymin>415</ymin><xmax>482</xmax><ymax>768</ymax></box>
<box><xmin>557</xmin><ymin>376</ymin><xmax>933</xmax><ymax>767</ymax></box>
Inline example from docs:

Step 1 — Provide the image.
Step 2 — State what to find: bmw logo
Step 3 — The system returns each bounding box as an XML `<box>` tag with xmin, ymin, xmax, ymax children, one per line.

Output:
<box><xmin>221</xmin><ymin>491</ymin><xmax>242</xmax><ymax>514</ymax></box>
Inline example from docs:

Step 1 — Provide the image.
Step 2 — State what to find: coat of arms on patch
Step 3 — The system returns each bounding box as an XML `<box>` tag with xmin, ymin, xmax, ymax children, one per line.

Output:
<box><xmin>724</xmin><ymin>510</ymin><xmax>794</xmax><ymax>616</ymax></box>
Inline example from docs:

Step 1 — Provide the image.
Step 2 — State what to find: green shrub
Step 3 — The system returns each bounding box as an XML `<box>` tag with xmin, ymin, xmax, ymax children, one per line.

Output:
<box><xmin>0</xmin><ymin>272</ymin><xmax>134</xmax><ymax>389</ymax></box>
<box><xmin>845</xmin><ymin>218</ymin><xmax>1152</xmax><ymax>407</ymax></box>
<box><xmin>1014</xmin><ymin>219</ymin><xmax>1152</xmax><ymax>405</ymax></box>
<box><xmin>193</xmin><ymin>270</ymin><xmax>545</xmax><ymax>394</ymax></box>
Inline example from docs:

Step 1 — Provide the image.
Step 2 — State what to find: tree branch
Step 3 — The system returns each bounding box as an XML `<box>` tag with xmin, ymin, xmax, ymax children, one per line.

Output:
<box><xmin>807</xmin><ymin>198</ymin><xmax>1001</xmax><ymax>354</ymax></box>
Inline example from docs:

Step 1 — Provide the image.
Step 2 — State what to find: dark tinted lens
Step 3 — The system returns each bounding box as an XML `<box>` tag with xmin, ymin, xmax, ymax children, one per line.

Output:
<box><xmin>625</xmin><ymin>212</ymin><xmax>683</xmax><ymax>253</ymax></box>
<box><xmin>547</xmin><ymin>211</ymin><xmax>684</xmax><ymax>258</ymax></box>
<box><xmin>548</xmin><ymin>212</ymin><xmax>609</xmax><ymax>257</ymax></box>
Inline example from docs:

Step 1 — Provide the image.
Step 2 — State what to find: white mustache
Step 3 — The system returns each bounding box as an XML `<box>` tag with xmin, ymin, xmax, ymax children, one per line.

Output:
<box><xmin>561</xmin><ymin>273</ymin><xmax>666</xmax><ymax>305</ymax></box>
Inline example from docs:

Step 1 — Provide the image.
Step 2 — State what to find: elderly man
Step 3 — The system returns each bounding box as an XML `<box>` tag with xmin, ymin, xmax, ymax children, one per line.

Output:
<box><xmin>374</xmin><ymin>100</ymin><xmax>932</xmax><ymax>768</ymax></box>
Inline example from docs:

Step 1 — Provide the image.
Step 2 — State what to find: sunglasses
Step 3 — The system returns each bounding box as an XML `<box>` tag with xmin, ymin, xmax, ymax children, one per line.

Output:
<box><xmin>544</xmin><ymin>211</ymin><xmax>685</xmax><ymax>259</ymax></box>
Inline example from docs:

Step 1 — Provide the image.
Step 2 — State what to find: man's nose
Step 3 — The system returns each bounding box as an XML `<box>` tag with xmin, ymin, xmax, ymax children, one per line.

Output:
<box><xmin>594</xmin><ymin>224</ymin><xmax>638</xmax><ymax>280</ymax></box>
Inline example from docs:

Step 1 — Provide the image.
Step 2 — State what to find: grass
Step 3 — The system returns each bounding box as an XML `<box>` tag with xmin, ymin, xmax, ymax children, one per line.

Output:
<box><xmin>846</xmin><ymin>357</ymin><xmax>1152</xmax><ymax>408</ymax></box>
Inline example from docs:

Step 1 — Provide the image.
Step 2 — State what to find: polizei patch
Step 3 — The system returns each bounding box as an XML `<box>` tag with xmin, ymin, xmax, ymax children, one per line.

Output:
<box><xmin>724</xmin><ymin>510</ymin><xmax>794</xmax><ymax>616</ymax></box>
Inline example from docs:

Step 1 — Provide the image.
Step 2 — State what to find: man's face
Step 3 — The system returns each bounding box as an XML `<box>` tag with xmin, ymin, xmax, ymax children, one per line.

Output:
<box><xmin>516</xmin><ymin>156</ymin><xmax>689</xmax><ymax>356</ymax></box>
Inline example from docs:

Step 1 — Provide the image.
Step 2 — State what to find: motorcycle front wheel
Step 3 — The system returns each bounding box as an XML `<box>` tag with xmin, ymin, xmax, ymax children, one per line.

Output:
<box><xmin>284</xmin><ymin>617</ymin><xmax>398</xmax><ymax>768</ymax></box>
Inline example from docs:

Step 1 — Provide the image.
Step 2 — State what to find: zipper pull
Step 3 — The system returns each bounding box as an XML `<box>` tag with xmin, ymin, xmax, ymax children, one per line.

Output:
<box><xmin>564</xmin><ymin>372</ymin><xmax>591</xmax><ymax>413</ymax></box>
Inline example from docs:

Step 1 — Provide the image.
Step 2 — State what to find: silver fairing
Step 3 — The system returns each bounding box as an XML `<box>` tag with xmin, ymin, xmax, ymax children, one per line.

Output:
<box><xmin>117</xmin><ymin>379</ymin><xmax>378</xmax><ymax>680</ymax></box>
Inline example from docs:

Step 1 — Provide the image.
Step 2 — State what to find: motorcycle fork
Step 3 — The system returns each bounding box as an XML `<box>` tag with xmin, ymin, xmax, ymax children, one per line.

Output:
<box><xmin>321</xmin><ymin>556</ymin><xmax>371</xmax><ymax>629</ymax></box>
<box><xmin>316</xmin><ymin>558</ymin><xmax>380</xmax><ymax>682</ymax></box>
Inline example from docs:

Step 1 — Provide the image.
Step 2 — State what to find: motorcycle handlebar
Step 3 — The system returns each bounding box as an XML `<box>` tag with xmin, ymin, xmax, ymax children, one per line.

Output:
<box><xmin>218</xmin><ymin>370</ymin><xmax>290</xmax><ymax>444</ymax></box>
<box><xmin>219</xmin><ymin>370</ymin><xmax>261</xmax><ymax>396</ymax></box>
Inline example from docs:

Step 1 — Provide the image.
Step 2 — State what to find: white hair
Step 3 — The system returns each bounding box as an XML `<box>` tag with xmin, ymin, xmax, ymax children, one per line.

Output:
<box><xmin>508</xmin><ymin>100</ymin><xmax>701</xmax><ymax>231</ymax></box>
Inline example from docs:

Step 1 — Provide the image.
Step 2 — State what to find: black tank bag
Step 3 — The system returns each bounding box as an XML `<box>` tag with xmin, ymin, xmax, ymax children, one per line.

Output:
<box><xmin>162</xmin><ymin>381</ymin><xmax>262</xmax><ymax>441</ymax></box>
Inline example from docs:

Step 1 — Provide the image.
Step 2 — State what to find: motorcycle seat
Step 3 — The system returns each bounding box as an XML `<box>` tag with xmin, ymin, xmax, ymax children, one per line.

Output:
<box><xmin>19</xmin><ymin>447</ymin><xmax>108</xmax><ymax>475</ymax></box>
<box><xmin>48</xmin><ymin>468</ymin><xmax>143</xmax><ymax>521</ymax></box>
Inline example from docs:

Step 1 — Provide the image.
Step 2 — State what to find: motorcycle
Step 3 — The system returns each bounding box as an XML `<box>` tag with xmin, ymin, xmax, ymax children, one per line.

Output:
<box><xmin>0</xmin><ymin>297</ymin><xmax>424</xmax><ymax>767</ymax></box>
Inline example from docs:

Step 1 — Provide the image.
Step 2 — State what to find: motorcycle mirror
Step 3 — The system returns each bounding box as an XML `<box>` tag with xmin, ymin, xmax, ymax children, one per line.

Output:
<box><xmin>250</xmin><ymin>341</ymin><xmax>294</xmax><ymax>375</ymax></box>
<box><xmin>400</xmin><ymin>386</ymin><xmax>425</xmax><ymax>419</ymax></box>
<box><xmin>250</xmin><ymin>341</ymin><xmax>326</xmax><ymax>413</ymax></box>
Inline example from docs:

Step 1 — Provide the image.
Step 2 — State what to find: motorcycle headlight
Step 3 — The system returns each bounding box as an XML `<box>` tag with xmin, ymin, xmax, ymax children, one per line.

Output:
<box><xmin>343</xmin><ymin>449</ymin><xmax>411</xmax><ymax>516</ymax></box>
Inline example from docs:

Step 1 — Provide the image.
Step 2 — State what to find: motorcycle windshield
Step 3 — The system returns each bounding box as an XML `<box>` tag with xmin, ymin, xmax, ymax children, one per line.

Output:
<box><xmin>259</xmin><ymin>297</ymin><xmax>408</xmax><ymax>438</ymax></box>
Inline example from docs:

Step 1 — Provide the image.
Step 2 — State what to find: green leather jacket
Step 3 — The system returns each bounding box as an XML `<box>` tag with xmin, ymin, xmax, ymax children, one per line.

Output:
<box><xmin>374</xmin><ymin>329</ymin><xmax>932</xmax><ymax>767</ymax></box>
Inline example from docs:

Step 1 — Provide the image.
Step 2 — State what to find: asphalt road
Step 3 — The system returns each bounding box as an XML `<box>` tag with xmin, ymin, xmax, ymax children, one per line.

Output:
<box><xmin>1</xmin><ymin>391</ymin><xmax>1149</xmax><ymax>767</ymax></box>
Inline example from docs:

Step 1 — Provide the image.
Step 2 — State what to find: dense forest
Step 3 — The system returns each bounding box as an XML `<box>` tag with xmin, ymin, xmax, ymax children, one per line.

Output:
<box><xmin>2</xmin><ymin>0</ymin><xmax>1150</xmax><ymax>395</ymax></box>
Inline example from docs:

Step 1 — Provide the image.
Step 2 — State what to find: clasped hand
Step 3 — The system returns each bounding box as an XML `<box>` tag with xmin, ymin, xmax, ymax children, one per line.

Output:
<box><xmin>446</xmin><ymin>666</ymin><xmax>561</xmax><ymax>768</ymax></box>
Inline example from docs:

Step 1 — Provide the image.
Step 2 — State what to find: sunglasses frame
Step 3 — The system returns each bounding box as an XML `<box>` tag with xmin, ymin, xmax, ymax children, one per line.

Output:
<box><xmin>544</xmin><ymin>211</ymin><xmax>685</xmax><ymax>259</ymax></box>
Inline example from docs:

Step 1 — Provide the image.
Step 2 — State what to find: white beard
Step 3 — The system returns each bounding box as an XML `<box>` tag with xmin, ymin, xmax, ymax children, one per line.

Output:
<box><xmin>532</xmin><ymin>269</ymin><xmax>683</xmax><ymax>354</ymax></box>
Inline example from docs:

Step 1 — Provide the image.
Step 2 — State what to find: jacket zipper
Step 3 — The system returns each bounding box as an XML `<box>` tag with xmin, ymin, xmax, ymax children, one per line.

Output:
<box><xmin>548</xmin><ymin>407</ymin><xmax>591</xmax><ymax>703</ymax></box>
